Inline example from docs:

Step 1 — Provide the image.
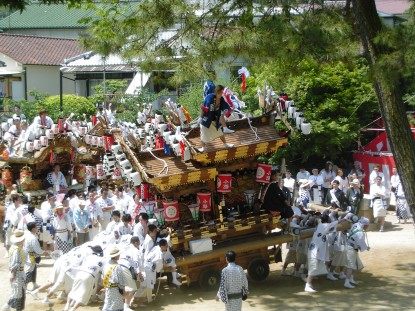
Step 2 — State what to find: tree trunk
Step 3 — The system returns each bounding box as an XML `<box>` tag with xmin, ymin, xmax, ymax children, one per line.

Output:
<box><xmin>352</xmin><ymin>0</ymin><xmax>415</xmax><ymax>220</ymax></box>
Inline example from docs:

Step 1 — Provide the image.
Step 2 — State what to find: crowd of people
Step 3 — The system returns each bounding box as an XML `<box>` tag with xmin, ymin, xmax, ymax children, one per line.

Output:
<box><xmin>1</xmin><ymin>159</ymin><xmax>412</xmax><ymax>310</ymax></box>
<box><xmin>2</xmin><ymin>183</ymin><xmax>181</xmax><ymax>311</ymax></box>
<box><xmin>261</xmin><ymin>161</ymin><xmax>412</xmax><ymax>232</ymax></box>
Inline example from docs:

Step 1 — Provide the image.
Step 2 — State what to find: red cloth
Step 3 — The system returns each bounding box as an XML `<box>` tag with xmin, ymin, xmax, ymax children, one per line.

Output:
<box><xmin>241</xmin><ymin>73</ymin><xmax>247</xmax><ymax>93</ymax></box>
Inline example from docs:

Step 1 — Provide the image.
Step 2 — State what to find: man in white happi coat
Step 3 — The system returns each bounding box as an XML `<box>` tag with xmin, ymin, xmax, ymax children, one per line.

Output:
<box><xmin>85</xmin><ymin>192</ymin><xmax>103</xmax><ymax>240</ymax></box>
<box><xmin>216</xmin><ymin>250</ymin><xmax>248</xmax><ymax>311</ymax></box>
<box><xmin>24</xmin><ymin>222</ymin><xmax>44</xmax><ymax>292</ymax></box>
<box><xmin>141</xmin><ymin>224</ymin><xmax>158</xmax><ymax>258</ymax></box>
<box><xmin>133</xmin><ymin>213</ymin><xmax>149</xmax><ymax>245</ymax></box>
<box><xmin>65</xmin><ymin>246</ymin><xmax>104</xmax><ymax>311</ymax></box>
<box><xmin>344</xmin><ymin>217</ymin><xmax>370</xmax><ymax>289</ymax></box>
<box><xmin>142</xmin><ymin>239</ymin><xmax>167</xmax><ymax>303</ymax></box>
<box><xmin>304</xmin><ymin>212</ymin><xmax>347</xmax><ymax>293</ymax></box>
<box><xmin>118</xmin><ymin>236</ymin><xmax>143</xmax><ymax>311</ymax></box>
<box><xmin>96</xmin><ymin>188</ymin><xmax>114</xmax><ymax>230</ymax></box>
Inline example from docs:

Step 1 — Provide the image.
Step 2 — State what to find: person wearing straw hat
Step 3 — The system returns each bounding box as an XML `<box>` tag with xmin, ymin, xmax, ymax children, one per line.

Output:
<box><xmin>2</xmin><ymin>230</ymin><xmax>26</xmax><ymax>311</ymax></box>
<box><xmin>346</xmin><ymin>179</ymin><xmax>364</xmax><ymax>214</ymax></box>
<box><xmin>102</xmin><ymin>247</ymin><xmax>126</xmax><ymax>311</ymax></box>
<box><xmin>52</xmin><ymin>204</ymin><xmax>73</xmax><ymax>254</ymax></box>
<box><xmin>24</xmin><ymin>222</ymin><xmax>44</xmax><ymax>295</ymax></box>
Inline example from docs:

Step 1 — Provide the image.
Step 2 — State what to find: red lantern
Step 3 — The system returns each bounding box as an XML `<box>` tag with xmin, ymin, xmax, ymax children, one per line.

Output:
<box><xmin>155</xmin><ymin>135</ymin><xmax>165</xmax><ymax>149</ymax></box>
<box><xmin>163</xmin><ymin>201</ymin><xmax>180</xmax><ymax>222</ymax></box>
<box><xmin>104</xmin><ymin>135</ymin><xmax>115</xmax><ymax>151</ymax></box>
<box><xmin>256</xmin><ymin>163</ymin><xmax>272</xmax><ymax>184</ymax></box>
<box><xmin>197</xmin><ymin>192</ymin><xmax>212</xmax><ymax>212</ymax></box>
<box><xmin>57</xmin><ymin>118</ymin><xmax>64</xmax><ymax>133</ymax></box>
<box><xmin>217</xmin><ymin>174</ymin><xmax>232</xmax><ymax>193</ymax></box>
<box><xmin>91</xmin><ymin>115</ymin><xmax>97</xmax><ymax>126</ymax></box>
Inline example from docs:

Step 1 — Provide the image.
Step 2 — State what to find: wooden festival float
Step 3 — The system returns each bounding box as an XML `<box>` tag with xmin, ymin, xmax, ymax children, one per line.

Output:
<box><xmin>102</xmin><ymin>110</ymin><xmax>326</xmax><ymax>289</ymax></box>
<box><xmin>0</xmin><ymin>118</ymin><xmax>109</xmax><ymax>222</ymax></box>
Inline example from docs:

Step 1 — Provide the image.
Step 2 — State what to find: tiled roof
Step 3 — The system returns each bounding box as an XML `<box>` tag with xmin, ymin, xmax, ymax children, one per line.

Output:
<box><xmin>0</xmin><ymin>33</ymin><xmax>83</xmax><ymax>65</ymax></box>
<box><xmin>0</xmin><ymin>4</ymin><xmax>92</xmax><ymax>29</ymax></box>
<box><xmin>375</xmin><ymin>0</ymin><xmax>411</xmax><ymax>15</ymax></box>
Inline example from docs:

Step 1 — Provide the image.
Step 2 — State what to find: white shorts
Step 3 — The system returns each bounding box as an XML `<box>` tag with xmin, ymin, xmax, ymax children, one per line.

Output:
<box><xmin>345</xmin><ymin>246</ymin><xmax>364</xmax><ymax>271</ymax></box>
<box><xmin>68</xmin><ymin>271</ymin><xmax>96</xmax><ymax>305</ymax></box>
<box><xmin>200</xmin><ymin>123</ymin><xmax>223</xmax><ymax>143</ymax></box>
<box><xmin>307</xmin><ymin>256</ymin><xmax>328</xmax><ymax>276</ymax></box>
<box><xmin>119</xmin><ymin>265</ymin><xmax>137</xmax><ymax>292</ymax></box>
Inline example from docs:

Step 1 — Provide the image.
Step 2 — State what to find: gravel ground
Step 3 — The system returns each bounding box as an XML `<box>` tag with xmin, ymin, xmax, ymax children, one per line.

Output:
<box><xmin>1</xmin><ymin>212</ymin><xmax>414</xmax><ymax>311</ymax></box>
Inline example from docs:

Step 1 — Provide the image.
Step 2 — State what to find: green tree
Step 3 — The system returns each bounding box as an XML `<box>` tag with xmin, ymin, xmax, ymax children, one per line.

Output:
<box><xmin>39</xmin><ymin>94</ymin><xmax>95</xmax><ymax>121</ymax></box>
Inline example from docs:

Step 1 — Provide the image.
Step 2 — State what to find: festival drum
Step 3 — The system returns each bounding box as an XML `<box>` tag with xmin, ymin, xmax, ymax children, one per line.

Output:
<box><xmin>2</xmin><ymin>167</ymin><xmax>13</xmax><ymax>189</ymax></box>
<box><xmin>163</xmin><ymin>201</ymin><xmax>180</xmax><ymax>222</ymax></box>
<box><xmin>256</xmin><ymin>163</ymin><xmax>272</xmax><ymax>184</ymax></box>
<box><xmin>104</xmin><ymin>135</ymin><xmax>115</xmax><ymax>151</ymax></box>
<box><xmin>25</xmin><ymin>141</ymin><xmax>34</xmax><ymax>153</ymax></box>
<box><xmin>217</xmin><ymin>174</ymin><xmax>232</xmax><ymax>193</ymax></box>
<box><xmin>73</xmin><ymin>164</ymin><xmax>86</xmax><ymax>183</ymax></box>
<box><xmin>19</xmin><ymin>166</ymin><xmax>32</xmax><ymax>184</ymax></box>
<box><xmin>85</xmin><ymin>134</ymin><xmax>92</xmax><ymax>145</ymax></box>
<box><xmin>96</xmin><ymin>164</ymin><xmax>105</xmax><ymax>180</ymax></box>
<box><xmin>197</xmin><ymin>192</ymin><xmax>212</xmax><ymax>212</ymax></box>
<box><xmin>33</xmin><ymin>139</ymin><xmax>41</xmax><ymax>150</ymax></box>
<box><xmin>40</xmin><ymin>136</ymin><xmax>48</xmax><ymax>147</ymax></box>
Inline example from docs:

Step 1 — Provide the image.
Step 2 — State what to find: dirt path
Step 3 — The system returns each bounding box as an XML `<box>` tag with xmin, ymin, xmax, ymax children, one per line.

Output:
<box><xmin>1</xmin><ymin>212</ymin><xmax>414</xmax><ymax>311</ymax></box>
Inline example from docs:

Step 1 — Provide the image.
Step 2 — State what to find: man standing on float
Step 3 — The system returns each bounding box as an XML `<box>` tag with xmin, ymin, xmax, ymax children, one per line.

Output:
<box><xmin>199</xmin><ymin>81</ymin><xmax>234</xmax><ymax>152</ymax></box>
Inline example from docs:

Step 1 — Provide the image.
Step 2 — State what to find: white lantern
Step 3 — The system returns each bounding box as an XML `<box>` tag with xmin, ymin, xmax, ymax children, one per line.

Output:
<box><xmin>25</xmin><ymin>141</ymin><xmax>34</xmax><ymax>152</ymax></box>
<box><xmin>296</xmin><ymin>115</ymin><xmax>304</xmax><ymax>129</ymax></box>
<box><xmin>120</xmin><ymin>159</ymin><xmax>131</xmax><ymax>169</ymax></box>
<box><xmin>33</xmin><ymin>139</ymin><xmax>41</xmax><ymax>150</ymax></box>
<box><xmin>288</xmin><ymin>106</ymin><xmax>296</xmax><ymax>119</ymax></box>
<box><xmin>130</xmin><ymin>172</ymin><xmax>142</xmax><ymax>186</ymax></box>
<box><xmin>144</xmin><ymin>122</ymin><xmax>152</xmax><ymax>133</ymax></box>
<box><xmin>1</xmin><ymin>122</ymin><xmax>9</xmax><ymax>131</ymax></box>
<box><xmin>40</xmin><ymin>136</ymin><xmax>48</xmax><ymax>147</ymax></box>
<box><xmin>45</xmin><ymin>129</ymin><xmax>54</xmax><ymax>140</ymax></box>
<box><xmin>301</xmin><ymin>122</ymin><xmax>312</xmax><ymax>135</ymax></box>
<box><xmin>158</xmin><ymin>123</ymin><xmax>168</xmax><ymax>132</ymax></box>
<box><xmin>111</xmin><ymin>144</ymin><xmax>121</xmax><ymax>154</ymax></box>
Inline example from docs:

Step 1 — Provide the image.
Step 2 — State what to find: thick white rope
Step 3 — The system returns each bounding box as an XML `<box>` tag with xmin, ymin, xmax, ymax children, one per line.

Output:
<box><xmin>146</xmin><ymin>147</ymin><xmax>169</xmax><ymax>176</ymax></box>
<box><xmin>233</xmin><ymin>109</ymin><xmax>260</xmax><ymax>141</ymax></box>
